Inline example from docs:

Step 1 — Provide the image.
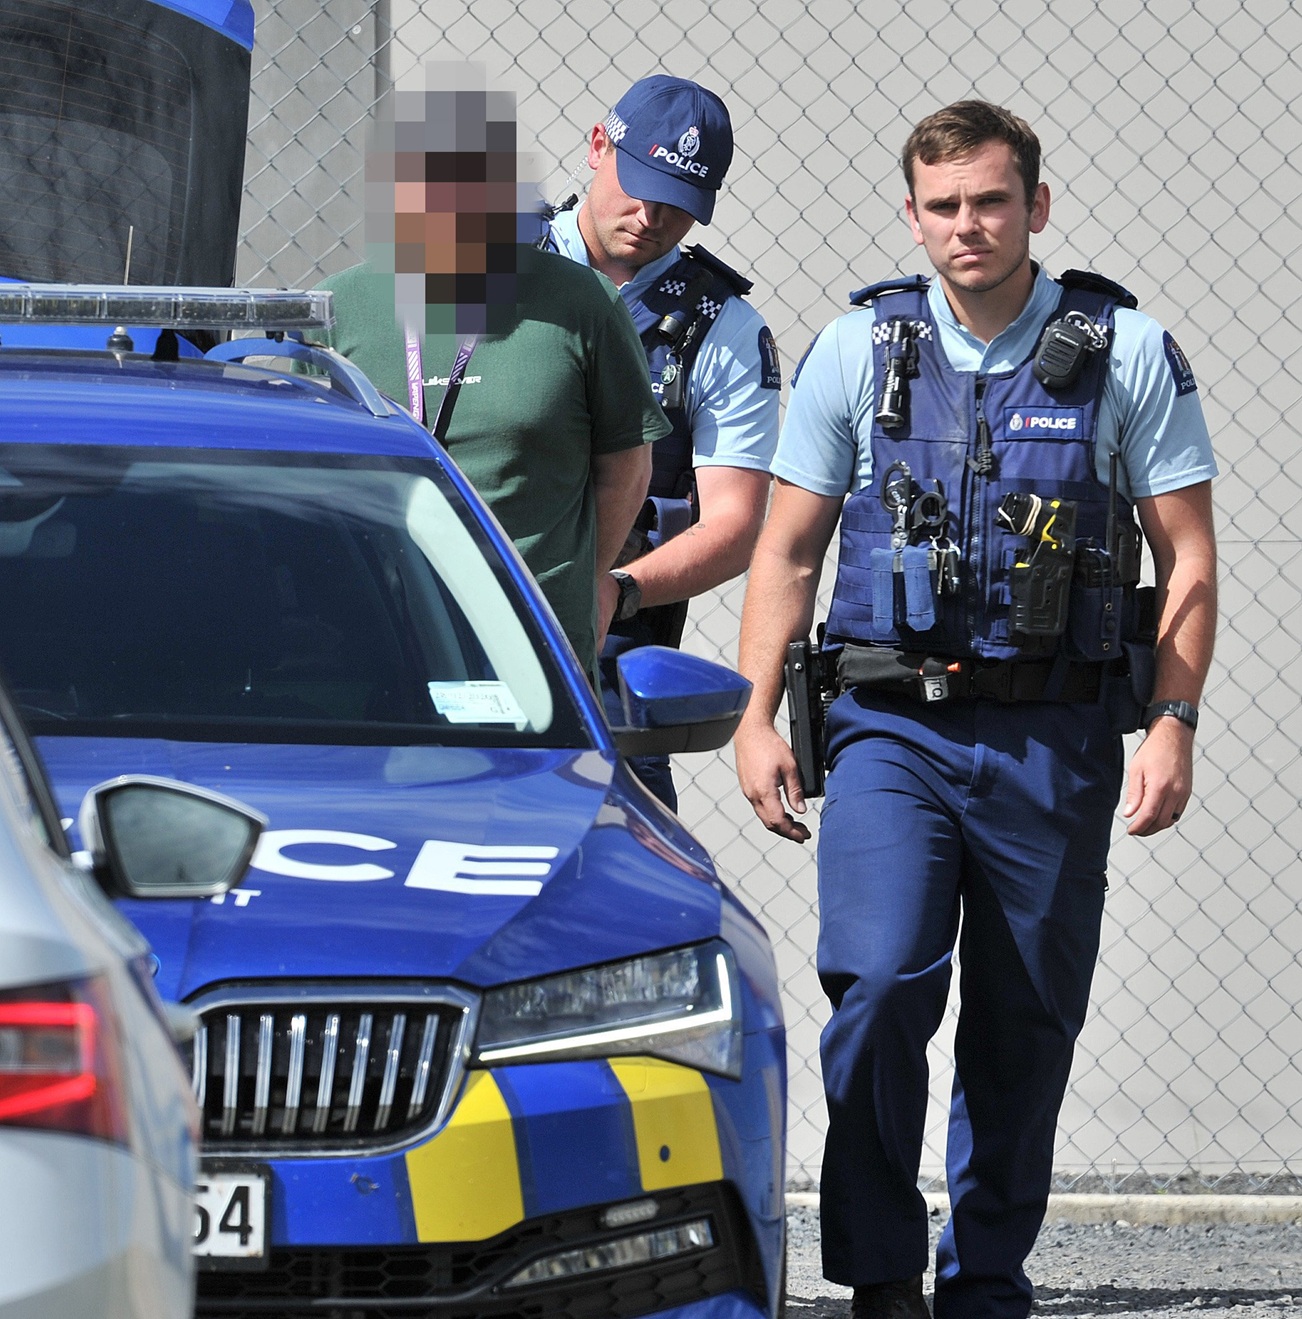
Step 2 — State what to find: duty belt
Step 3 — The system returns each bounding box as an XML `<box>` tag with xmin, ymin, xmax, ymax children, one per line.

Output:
<box><xmin>836</xmin><ymin>644</ymin><xmax>1105</xmax><ymax>705</ymax></box>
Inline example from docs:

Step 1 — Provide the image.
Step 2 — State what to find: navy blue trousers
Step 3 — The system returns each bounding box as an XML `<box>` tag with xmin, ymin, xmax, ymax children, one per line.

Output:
<box><xmin>816</xmin><ymin>690</ymin><xmax>1123</xmax><ymax>1319</ymax></box>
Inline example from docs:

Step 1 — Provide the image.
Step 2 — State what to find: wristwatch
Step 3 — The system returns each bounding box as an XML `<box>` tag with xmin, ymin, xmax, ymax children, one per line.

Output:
<box><xmin>1142</xmin><ymin>699</ymin><xmax>1199</xmax><ymax>732</ymax></box>
<box><xmin>609</xmin><ymin>569</ymin><xmax>642</xmax><ymax>622</ymax></box>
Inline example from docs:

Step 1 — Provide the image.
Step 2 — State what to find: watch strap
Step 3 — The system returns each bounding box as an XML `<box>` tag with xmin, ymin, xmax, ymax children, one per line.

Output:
<box><xmin>1143</xmin><ymin>699</ymin><xmax>1198</xmax><ymax>732</ymax></box>
<box><xmin>610</xmin><ymin>570</ymin><xmax>641</xmax><ymax>622</ymax></box>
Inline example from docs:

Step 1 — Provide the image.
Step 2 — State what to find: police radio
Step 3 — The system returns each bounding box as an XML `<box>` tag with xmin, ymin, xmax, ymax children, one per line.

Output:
<box><xmin>1032</xmin><ymin>310</ymin><xmax>1108</xmax><ymax>390</ymax></box>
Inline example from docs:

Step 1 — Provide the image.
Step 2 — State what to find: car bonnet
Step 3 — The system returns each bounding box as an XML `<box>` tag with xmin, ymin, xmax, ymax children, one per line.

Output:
<box><xmin>39</xmin><ymin>738</ymin><xmax>724</xmax><ymax>1001</ymax></box>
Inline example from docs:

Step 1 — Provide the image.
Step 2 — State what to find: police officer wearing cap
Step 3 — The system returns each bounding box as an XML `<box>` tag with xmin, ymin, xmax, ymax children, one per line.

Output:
<box><xmin>544</xmin><ymin>74</ymin><xmax>781</xmax><ymax>810</ymax></box>
<box><xmin>734</xmin><ymin>102</ymin><xmax>1217</xmax><ymax>1319</ymax></box>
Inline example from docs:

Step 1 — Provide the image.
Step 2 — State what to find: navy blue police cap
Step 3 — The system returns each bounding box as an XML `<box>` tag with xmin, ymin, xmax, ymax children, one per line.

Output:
<box><xmin>602</xmin><ymin>75</ymin><xmax>733</xmax><ymax>224</ymax></box>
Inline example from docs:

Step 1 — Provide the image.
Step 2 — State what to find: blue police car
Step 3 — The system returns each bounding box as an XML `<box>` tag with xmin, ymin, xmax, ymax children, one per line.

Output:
<box><xmin>0</xmin><ymin>284</ymin><xmax>786</xmax><ymax>1319</ymax></box>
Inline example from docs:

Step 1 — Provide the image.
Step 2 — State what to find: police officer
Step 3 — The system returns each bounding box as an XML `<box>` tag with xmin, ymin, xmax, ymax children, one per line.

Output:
<box><xmin>734</xmin><ymin>102</ymin><xmax>1217</xmax><ymax>1319</ymax></box>
<box><xmin>544</xmin><ymin>75</ymin><xmax>780</xmax><ymax>810</ymax></box>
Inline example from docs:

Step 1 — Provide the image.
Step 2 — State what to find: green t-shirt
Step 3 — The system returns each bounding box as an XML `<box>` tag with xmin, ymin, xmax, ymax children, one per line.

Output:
<box><xmin>317</xmin><ymin>246</ymin><xmax>669</xmax><ymax>676</ymax></box>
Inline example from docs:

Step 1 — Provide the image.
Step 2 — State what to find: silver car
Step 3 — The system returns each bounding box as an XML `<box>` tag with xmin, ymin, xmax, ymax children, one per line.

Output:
<box><xmin>0</xmin><ymin>683</ymin><xmax>262</xmax><ymax>1318</ymax></box>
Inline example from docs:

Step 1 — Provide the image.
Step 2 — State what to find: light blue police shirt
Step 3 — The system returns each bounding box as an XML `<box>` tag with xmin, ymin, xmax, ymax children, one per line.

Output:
<box><xmin>774</xmin><ymin>266</ymin><xmax>1217</xmax><ymax>501</ymax></box>
<box><xmin>549</xmin><ymin>207</ymin><xmax>778</xmax><ymax>473</ymax></box>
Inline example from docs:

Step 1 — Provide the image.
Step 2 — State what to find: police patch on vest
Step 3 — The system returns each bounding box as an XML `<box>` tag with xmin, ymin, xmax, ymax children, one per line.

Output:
<box><xmin>758</xmin><ymin>326</ymin><xmax>781</xmax><ymax>390</ymax></box>
<box><xmin>1163</xmin><ymin>331</ymin><xmax>1198</xmax><ymax>396</ymax></box>
<box><xmin>1002</xmin><ymin>406</ymin><xmax>1084</xmax><ymax>438</ymax></box>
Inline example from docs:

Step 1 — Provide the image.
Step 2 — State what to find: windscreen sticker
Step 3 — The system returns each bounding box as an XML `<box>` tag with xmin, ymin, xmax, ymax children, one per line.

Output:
<box><xmin>428</xmin><ymin>681</ymin><xmax>525</xmax><ymax>724</ymax></box>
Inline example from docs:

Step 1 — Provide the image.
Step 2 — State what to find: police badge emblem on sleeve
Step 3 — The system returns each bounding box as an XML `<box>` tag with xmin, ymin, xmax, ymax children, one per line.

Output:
<box><xmin>1163</xmin><ymin>331</ymin><xmax>1198</xmax><ymax>396</ymax></box>
<box><xmin>759</xmin><ymin>326</ymin><xmax>781</xmax><ymax>390</ymax></box>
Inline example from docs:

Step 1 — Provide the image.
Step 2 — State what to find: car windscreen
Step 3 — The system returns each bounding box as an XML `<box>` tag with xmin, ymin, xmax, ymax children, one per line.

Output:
<box><xmin>0</xmin><ymin>446</ymin><xmax>590</xmax><ymax>748</ymax></box>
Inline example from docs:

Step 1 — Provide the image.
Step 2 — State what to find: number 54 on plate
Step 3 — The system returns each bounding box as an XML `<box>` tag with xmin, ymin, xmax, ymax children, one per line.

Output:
<box><xmin>194</xmin><ymin>1166</ymin><xmax>269</xmax><ymax>1270</ymax></box>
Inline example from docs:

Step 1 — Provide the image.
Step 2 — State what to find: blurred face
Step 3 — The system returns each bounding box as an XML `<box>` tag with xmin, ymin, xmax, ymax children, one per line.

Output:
<box><xmin>382</xmin><ymin>151</ymin><xmax>520</xmax><ymax>334</ymax></box>
<box><xmin>578</xmin><ymin>127</ymin><xmax>696</xmax><ymax>282</ymax></box>
<box><xmin>905</xmin><ymin>139</ymin><xmax>1049</xmax><ymax>301</ymax></box>
<box><xmin>391</xmin><ymin>175</ymin><xmax>518</xmax><ymax>278</ymax></box>
<box><xmin>365</xmin><ymin>71</ymin><xmax>529</xmax><ymax>335</ymax></box>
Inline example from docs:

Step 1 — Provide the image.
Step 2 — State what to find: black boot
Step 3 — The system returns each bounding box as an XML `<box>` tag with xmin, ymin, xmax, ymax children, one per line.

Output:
<box><xmin>850</xmin><ymin>1275</ymin><xmax>930</xmax><ymax>1319</ymax></box>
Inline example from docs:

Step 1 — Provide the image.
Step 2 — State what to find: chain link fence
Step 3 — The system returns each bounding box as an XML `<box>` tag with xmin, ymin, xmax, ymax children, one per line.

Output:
<box><xmin>239</xmin><ymin>0</ymin><xmax>1302</xmax><ymax>1190</ymax></box>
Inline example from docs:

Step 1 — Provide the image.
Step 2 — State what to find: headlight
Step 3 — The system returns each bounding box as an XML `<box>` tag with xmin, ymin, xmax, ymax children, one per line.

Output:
<box><xmin>473</xmin><ymin>941</ymin><xmax>741</xmax><ymax>1079</ymax></box>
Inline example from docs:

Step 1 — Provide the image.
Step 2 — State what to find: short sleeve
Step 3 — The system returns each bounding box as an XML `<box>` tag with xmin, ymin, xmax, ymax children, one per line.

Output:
<box><xmin>1106</xmin><ymin>310</ymin><xmax>1218</xmax><ymax>499</ymax></box>
<box><xmin>683</xmin><ymin>298</ymin><xmax>780</xmax><ymax>473</ymax></box>
<box><xmin>769</xmin><ymin>315</ymin><xmax>870</xmax><ymax>497</ymax></box>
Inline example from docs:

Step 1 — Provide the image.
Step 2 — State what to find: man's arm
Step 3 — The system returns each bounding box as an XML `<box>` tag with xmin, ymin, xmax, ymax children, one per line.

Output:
<box><xmin>593</xmin><ymin>444</ymin><xmax>653</xmax><ymax>573</ymax></box>
<box><xmin>734</xmin><ymin>479</ymin><xmax>844</xmax><ymax>843</ymax></box>
<box><xmin>1123</xmin><ymin>479</ymin><xmax>1217</xmax><ymax>836</ymax></box>
<box><xmin>597</xmin><ymin>293</ymin><xmax>781</xmax><ymax>631</ymax></box>
<box><xmin>592</xmin><ymin>444</ymin><xmax>652</xmax><ymax>647</ymax></box>
<box><xmin>596</xmin><ymin>464</ymin><xmax>771</xmax><ymax>629</ymax></box>
<box><xmin>579</xmin><ymin>260</ymin><xmax>669</xmax><ymax>646</ymax></box>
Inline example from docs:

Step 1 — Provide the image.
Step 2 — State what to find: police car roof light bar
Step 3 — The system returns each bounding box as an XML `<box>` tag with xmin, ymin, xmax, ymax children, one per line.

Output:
<box><xmin>0</xmin><ymin>286</ymin><xmax>334</xmax><ymax>332</ymax></box>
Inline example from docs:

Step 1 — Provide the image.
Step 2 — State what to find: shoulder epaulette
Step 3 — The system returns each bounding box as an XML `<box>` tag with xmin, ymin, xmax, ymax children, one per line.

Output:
<box><xmin>1056</xmin><ymin>269</ymin><xmax>1139</xmax><ymax>310</ymax></box>
<box><xmin>681</xmin><ymin>244</ymin><xmax>753</xmax><ymax>297</ymax></box>
<box><xmin>849</xmin><ymin>274</ymin><xmax>930</xmax><ymax>307</ymax></box>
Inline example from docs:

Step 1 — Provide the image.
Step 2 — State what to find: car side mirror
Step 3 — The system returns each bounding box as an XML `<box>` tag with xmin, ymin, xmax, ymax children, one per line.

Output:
<box><xmin>77</xmin><ymin>775</ymin><xmax>267</xmax><ymax>900</ymax></box>
<box><xmin>611</xmin><ymin>646</ymin><xmax>751</xmax><ymax>758</ymax></box>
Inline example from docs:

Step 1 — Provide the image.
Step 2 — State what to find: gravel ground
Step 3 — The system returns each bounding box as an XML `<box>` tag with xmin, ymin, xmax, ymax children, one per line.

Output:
<box><xmin>785</xmin><ymin>1201</ymin><xmax>1302</xmax><ymax>1317</ymax></box>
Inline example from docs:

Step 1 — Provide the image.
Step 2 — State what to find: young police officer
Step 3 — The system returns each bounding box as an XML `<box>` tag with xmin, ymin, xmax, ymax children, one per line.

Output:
<box><xmin>735</xmin><ymin>102</ymin><xmax>1217</xmax><ymax>1319</ymax></box>
<box><xmin>544</xmin><ymin>75</ymin><xmax>780</xmax><ymax>810</ymax></box>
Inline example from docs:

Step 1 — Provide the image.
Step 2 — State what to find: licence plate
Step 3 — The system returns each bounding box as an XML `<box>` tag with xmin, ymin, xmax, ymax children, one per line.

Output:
<box><xmin>194</xmin><ymin>1165</ymin><xmax>270</xmax><ymax>1269</ymax></box>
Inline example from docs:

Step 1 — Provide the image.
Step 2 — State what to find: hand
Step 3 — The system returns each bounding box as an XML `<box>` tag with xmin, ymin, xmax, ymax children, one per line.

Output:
<box><xmin>735</xmin><ymin>719</ymin><xmax>812</xmax><ymax>843</ymax></box>
<box><xmin>596</xmin><ymin>572</ymin><xmax>619</xmax><ymax>651</ymax></box>
<box><xmin>1122</xmin><ymin>717</ymin><xmax>1195</xmax><ymax>836</ymax></box>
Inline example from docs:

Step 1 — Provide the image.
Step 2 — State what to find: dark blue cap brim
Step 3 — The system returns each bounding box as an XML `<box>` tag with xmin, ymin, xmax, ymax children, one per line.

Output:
<box><xmin>613</xmin><ymin>148</ymin><xmax>717</xmax><ymax>225</ymax></box>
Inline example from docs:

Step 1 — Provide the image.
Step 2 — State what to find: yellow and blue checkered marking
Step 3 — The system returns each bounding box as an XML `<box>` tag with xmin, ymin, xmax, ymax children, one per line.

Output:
<box><xmin>404</xmin><ymin>1057</ymin><xmax>724</xmax><ymax>1241</ymax></box>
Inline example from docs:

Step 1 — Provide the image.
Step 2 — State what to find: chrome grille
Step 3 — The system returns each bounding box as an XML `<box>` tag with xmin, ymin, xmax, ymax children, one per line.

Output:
<box><xmin>185</xmin><ymin>984</ymin><xmax>477</xmax><ymax>1150</ymax></box>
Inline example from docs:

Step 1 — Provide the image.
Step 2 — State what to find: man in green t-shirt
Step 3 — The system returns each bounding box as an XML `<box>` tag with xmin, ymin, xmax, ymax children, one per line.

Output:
<box><xmin>316</xmin><ymin>73</ymin><xmax>668</xmax><ymax>679</ymax></box>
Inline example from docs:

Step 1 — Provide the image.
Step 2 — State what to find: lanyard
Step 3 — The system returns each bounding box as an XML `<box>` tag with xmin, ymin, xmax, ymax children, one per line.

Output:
<box><xmin>404</xmin><ymin>327</ymin><xmax>479</xmax><ymax>443</ymax></box>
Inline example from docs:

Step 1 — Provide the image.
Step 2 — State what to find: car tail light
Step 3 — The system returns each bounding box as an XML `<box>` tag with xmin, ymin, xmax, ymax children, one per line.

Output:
<box><xmin>0</xmin><ymin>977</ymin><xmax>130</xmax><ymax>1145</ymax></box>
